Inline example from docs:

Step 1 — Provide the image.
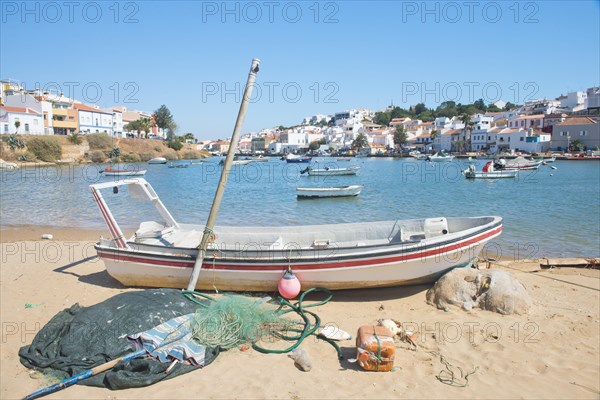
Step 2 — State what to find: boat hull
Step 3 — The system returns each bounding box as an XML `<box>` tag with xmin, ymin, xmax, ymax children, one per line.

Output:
<box><xmin>465</xmin><ymin>171</ymin><xmax>517</xmax><ymax>179</ymax></box>
<box><xmin>95</xmin><ymin>222</ymin><xmax>502</xmax><ymax>291</ymax></box>
<box><xmin>307</xmin><ymin>168</ymin><xmax>359</xmax><ymax>176</ymax></box>
<box><xmin>102</xmin><ymin>170</ymin><xmax>147</xmax><ymax>176</ymax></box>
<box><xmin>297</xmin><ymin>185</ymin><xmax>363</xmax><ymax>198</ymax></box>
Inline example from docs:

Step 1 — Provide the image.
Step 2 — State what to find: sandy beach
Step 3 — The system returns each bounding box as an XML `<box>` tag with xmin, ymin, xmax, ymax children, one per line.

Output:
<box><xmin>1</xmin><ymin>231</ymin><xmax>599</xmax><ymax>399</ymax></box>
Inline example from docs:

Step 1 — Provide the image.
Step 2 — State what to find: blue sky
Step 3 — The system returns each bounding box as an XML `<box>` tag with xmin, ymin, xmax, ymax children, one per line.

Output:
<box><xmin>1</xmin><ymin>0</ymin><xmax>599</xmax><ymax>139</ymax></box>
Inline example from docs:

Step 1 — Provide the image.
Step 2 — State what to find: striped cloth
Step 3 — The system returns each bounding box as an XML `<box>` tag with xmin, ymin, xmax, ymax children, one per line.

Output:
<box><xmin>128</xmin><ymin>314</ymin><xmax>207</xmax><ymax>366</ymax></box>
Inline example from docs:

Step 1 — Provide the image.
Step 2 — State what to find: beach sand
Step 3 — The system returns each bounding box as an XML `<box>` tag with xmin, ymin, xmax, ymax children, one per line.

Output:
<box><xmin>1</xmin><ymin>232</ymin><xmax>599</xmax><ymax>399</ymax></box>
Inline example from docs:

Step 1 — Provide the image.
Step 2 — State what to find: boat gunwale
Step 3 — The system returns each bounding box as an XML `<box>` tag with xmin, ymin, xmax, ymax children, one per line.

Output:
<box><xmin>94</xmin><ymin>219</ymin><xmax>502</xmax><ymax>264</ymax></box>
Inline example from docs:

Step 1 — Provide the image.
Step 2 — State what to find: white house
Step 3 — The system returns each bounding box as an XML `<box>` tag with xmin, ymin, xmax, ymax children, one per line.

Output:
<box><xmin>0</xmin><ymin>106</ymin><xmax>44</xmax><ymax>135</ymax></box>
<box><xmin>4</xmin><ymin>93</ymin><xmax>54</xmax><ymax>134</ymax></box>
<box><xmin>75</xmin><ymin>103</ymin><xmax>114</xmax><ymax>135</ymax></box>
<box><xmin>508</xmin><ymin>114</ymin><xmax>544</xmax><ymax>130</ymax></box>
<box><xmin>560</xmin><ymin>91</ymin><xmax>587</xmax><ymax>112</ymax></box>
<box><xmin>585</xmin><ymin>87</ymin><xmax>600</xmax><ymax>110</ymax></box>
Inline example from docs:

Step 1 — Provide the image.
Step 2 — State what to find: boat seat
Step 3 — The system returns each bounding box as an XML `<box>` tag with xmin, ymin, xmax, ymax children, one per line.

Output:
<box><xmin>135</xmin><ymin>221</ymin><xmax>174</xmax><ymax>239</ymax></box>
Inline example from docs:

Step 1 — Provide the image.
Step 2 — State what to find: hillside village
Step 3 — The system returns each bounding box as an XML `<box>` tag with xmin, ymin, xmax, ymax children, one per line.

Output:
<box><xmin>1</xmin><ymin>79</ymin><xmax>599</xmax><ymax>158</ymax></box>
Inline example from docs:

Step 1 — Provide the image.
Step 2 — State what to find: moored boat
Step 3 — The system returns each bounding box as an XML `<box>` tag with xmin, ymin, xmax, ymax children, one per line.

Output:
<box><xmin>301</xmin><ymin>165</ymin><xmax>360</xmax><ymax>176</ymax></box>
<box><xmin>90</xmin><ymin>178</ymin><xmax>503</xmax><ymax>291</ymax></box>
<box><xmin>495</xmin><ymin>156</ymin><xmax>542</xmax><ymax>170</ymax></box>
<box><xmin>296</xmin><ymin>185</ymin><xmax>363</xmax><ymax>198</ymax></box>
<box><xmin>285</xmin><ymin>154</ymin><xmax>312</xmax><ymax>163</ymax></box>
<box><xmin>168</xmin><ymin>163</ymin><xmax>189</xmax><ymax>168</ymax></box>
<box><xmin>148</xmin><ymin>157</ymin><xmax>167</xmax><ymax>164</ymax></box>
<box><xmin>426</xmin><ymin>152</ymin><xmax>454</xmax><ymax>162</ymax></box>
<box><xmin>463</xmin><ymin>164</ymin><xmax>518</xmax><ymax>179</ymax></box>
<box><xmin>100</xmin><ymin>166</ymin><xmax>147</xmax><ymax>176</ymax></box>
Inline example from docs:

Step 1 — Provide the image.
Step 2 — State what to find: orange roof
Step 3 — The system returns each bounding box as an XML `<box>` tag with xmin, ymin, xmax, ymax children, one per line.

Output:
<box><xmin>417</xmin><ymin>133</ymin><xmax>431</xmax><ymax>138</ymax></box>
<box><xmin>512</xmin><ymin>114</ymin><xmax>545</xmax><ymax>120</ymax></box>
<box><xmin>74</xmin><ymin>103</ymin><xmax>112</xmax><ymax>114</ymax></box>
<box><xmin>557</xmin><ymin>117</ymin><xmax>598</xmax><ymax>126</ymax></box>
<box><xmin>0</xmin><ymin>106</ymin><xmax>40</xmax><ymax>114</ymax></box>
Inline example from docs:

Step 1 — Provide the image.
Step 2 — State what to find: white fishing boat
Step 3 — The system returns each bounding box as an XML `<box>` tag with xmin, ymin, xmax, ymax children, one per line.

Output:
<box><xmin>100</xmin><ymin>167</ymin><xmax>147</xmax><ymax>177</ymax></box>
<box><xmin>89</xmin><ymin>178</ymin><xmax>503</xmax><ymax>291</ymax></box>
<box><xmin>463</xmin><ymin>164</ymin><xmax>518</xmax><ymax>179</ymax></box>
<box><xmin>296</xmin><ymin>185</ymin><xmax>363</xmax><ymax>198</ymax></box>
<box><xmin>242</xmin><ymin>155</ymin><xmax>269</xmax><ymax>162</ymax></box>
<box><xmin>148</xmin><ymin>157</ymin><xmax>167</xmax><ymax>164</ymax></box>
<box><xmin>219</xmin><ymin>158</ymin><xmax>253</xmax><ymax>166</ymax></box>
<box><xmin>495</xmin><ymin>156</ymin><xmax>542</xmax><ymax>171</ymax></box>
<box><xmin>426</xmin><ymin>152</ymin><xmax>454</xmax><ymax>162</ymax></box>
<box><xmin>300</xmin><ymin>165</ymin><xmax>360</xmax><ymax>176</ymax></box>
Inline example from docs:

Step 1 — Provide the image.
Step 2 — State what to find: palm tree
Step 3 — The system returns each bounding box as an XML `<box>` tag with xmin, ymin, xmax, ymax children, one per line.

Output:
<box><xmin>460</xmin><ymin>114</ymin><xmax>474</xmax><ymax>153</ymax></box>
<box><xmin>429</xmin><ymin>130</ymin><xmax>439</xmax><ymax>151</ymax></box>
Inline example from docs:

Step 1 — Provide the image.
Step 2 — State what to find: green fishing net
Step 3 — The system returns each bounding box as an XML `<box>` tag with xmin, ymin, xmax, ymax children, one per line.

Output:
<box><xmin>190</xmin><ymin>294</ymin><xmax>290</xmax><ymax>349</ymax></box>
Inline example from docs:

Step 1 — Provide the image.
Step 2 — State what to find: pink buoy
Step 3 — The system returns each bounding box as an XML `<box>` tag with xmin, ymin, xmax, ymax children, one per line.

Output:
<box><xmin>278</xmin><ymin>270</ymin><xmax>301</xmax><ymax>299</ymax></box>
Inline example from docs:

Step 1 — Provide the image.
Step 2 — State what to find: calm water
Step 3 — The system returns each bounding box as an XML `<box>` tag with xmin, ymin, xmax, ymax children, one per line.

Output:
<box><xmin>1</xmin><ymin>158</ymin><xmax>599</xmax><ymax>258</ymax></box>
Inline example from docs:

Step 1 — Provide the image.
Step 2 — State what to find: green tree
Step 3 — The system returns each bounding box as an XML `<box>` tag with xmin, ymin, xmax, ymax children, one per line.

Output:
<box><xmin>373</xmin><ymin>111</ymin><xmax>391</xmax><ymax>126</ymax></box>
<box><xmin>309</xmin><ymin>138</ymin><xmax>326</xmax><ymax>151</ymax></box>
<box><xmin>569</xmin><ymin>139</ymin><xmax>584</xmax><ymax>152</ymax></box>
<box><xmin>503</xmin><ymin>102</ymin><xmax>517</xmax><ymax>111</ymax></box>
<box><xmin>487</xmin><ymin>103</ymin><xmax>501</xmax><ymax>112</ymax></box>
<box><xmin>414</xmin><ymin>103</ymin><xmax>427</xmax><ymax>115</ymax></box>
<box><xmin>393</xmin><ymin>125</ymin><xmax>407</xmax><ymax>149</ymax></box>
<box><xmin>14</xmin><ymin>121</ymin><xmax>20</xmax><ymax>133</ymax></box>
<box><xmin>430</xmin><ymin>130</ymin><xmax>439</xmax><ymax>143</ymax></box>
<box><xmin>460</xmin><ymin>114</ymin><xmax>474</xmax><ymax>152</ymax></box>
<box><xmin>153</xmin><ymin>105</ymin><xmax>176</xmax><ymax>140</ymax></box>
<box><xmin>180</xmin><ymin>133</ymin><xmax>195</xmax><ymax>142</ymax></box>
<box><xmin>474</xmin><ymin>98</ymin><xmax>487</xmax><ymax>112</ymax></box>
<box><xmin>352</xmin><ymin>133</ymin><xmax>368</xmax><ymax>150</ymax></box>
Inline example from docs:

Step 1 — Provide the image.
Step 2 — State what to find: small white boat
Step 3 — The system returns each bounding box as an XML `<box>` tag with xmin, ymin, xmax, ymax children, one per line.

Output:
<box><xmin>0</xmin><ymin>160</ymin><xmax>18</xmax><ymax>170</ymax></box>
<box><xmin>168</xmin><ymin>163</ymin><xmax>189</xmax><ymax>169</ymax></box>
<box><xmin>336</xmin><ymin>157</ymin><xmax>352</xmax><ymax>161</ymax></box>
<box><xmin>427</xmin><ymin>152</ymin><xmax>454</xmax><ymax>162</ymax></box>
<box><xmin>301</xmin><ymin>166</ymin><xmax>360</xmax><ymax>176</ymax></box>
<box><xmin>89</xmin><ymin>179</ymin><xmax>503</xmax><ymax>291</ymax></box>
<box><xmin>463</xmin><ymin>164</ymin><xmax>517</xmax><ymax>179</ymax></box>
<box><xmin>100</xmin><ymin>167</ymin><xmax>147</xmax><ymax>176</ymax></box>
<box><xmin>220</xmin><ymin>159</ymin><xmax>253</xmax><ymax>166</ymax></box>
<box><xmin>296</xmin><ymin>185</ymin><xmax>363</xmax><ymax>198</ymax></box>
<box><xmin>495</xmin><ymin>156</ymin><xmax>542</xmax><ymax>171</ymax></box>
<box><xmin>190</xmin><ymin>160</ymin><xmax>205</xmax><ymax>165</ymax></box>
<box><xmin>148</xmin><ymin>157</ymin><xmax>167</xmax><ymax>164</ymax></box>
<box><xmin>242</xmin><ymin>155</ymin><xmax>269</xmax><ymax>162</ymax></box>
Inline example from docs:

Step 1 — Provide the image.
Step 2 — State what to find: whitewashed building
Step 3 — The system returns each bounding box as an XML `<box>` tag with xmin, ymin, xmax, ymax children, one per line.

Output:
<box><xmin>0</xmin><ymin>106</ymin><xmax>44</xmax><ymax>135</ymax></box>
<box><xmin>75</xmin><ymin>104</ymin><xmax>114</xmax><ymax>135</ymax></box>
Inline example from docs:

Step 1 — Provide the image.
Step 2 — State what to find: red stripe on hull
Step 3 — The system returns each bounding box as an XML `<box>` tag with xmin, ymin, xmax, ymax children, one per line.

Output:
<box><xmin>98</xmin><ymin>226</ymin><xmax>501</xmax><ymax>271</ymax></box>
